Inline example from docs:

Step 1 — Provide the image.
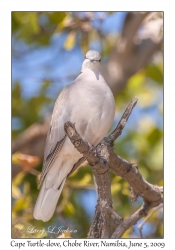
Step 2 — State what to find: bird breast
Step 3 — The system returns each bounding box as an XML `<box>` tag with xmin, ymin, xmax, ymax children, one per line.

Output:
<box><xmin>69</xmin><ymin>71</ymin><xmax>115</xmax><ymax>145</ymax></box>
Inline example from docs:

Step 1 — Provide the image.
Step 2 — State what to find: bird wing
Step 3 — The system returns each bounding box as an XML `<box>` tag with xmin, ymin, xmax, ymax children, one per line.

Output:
<box><xmin>38</xmin><ymin>86</ymin><xmax>71</xmax><ymax>188</ymax></box>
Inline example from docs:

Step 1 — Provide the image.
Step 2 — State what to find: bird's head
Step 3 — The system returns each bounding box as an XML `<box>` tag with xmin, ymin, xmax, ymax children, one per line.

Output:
<box><xmin>81</xmin><ymin>50</ymin><xmax>101</xmax><ymax>72</ymax></box>
<box><xmin>85</xmin><ymin>50</ymin><xmax>101</xmax><ymax>62</ymax></box>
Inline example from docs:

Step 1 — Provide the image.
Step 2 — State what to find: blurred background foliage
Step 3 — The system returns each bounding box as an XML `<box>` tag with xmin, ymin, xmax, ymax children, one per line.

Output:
<box><xmin>12</xmin><ymin>11</ymin><xmax>163</xmax><ymax>238</ymax></box>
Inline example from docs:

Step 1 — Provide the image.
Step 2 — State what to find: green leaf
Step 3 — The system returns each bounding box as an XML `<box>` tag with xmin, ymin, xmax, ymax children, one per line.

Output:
<box><xmin>64</xmin><ymin>202</ymin><xmax>75</xmax><ymax>216</ymax></box>
<box><xmin>29</xmin><ymin>12</ymin><xmax>40</xmax><ymax>34</ymax></box>
<box><xmin>71</xmin><ymin>174</ymin><xmax>92</xmax><ymax>187</ymax></box>
<box><xmin>39</xmin><ymin>80</ymin><xmax>52</xmax><ymax>95</ymax></box>
<box><xmin>35</xmin><ymin>34</ymin><xmax>51</xmax><ymax>46</ymax></box>
<box><xmin>47</xmin><ymin>12</ymin><xmax>66</xmax><ymax>24</ymax></box>
<box><xmin>14</xmin><ymin>12</ymin><xmax>40</xmax><ymax>44</ymax></box>
<box><xmin>108</xmin><ymin>12</ymin><xmax>114</xmax><ymax>15</ymax></box>
<box><xmin>12</xmin><ymin>82</ymin><xmax>21</xmax><ymax>99</ymax></box>
<box><xmin>12</xmin><ymin>12</ymin><xmax>21</xmax><ymax>32</ymax></box>
<box><xmin>12</xmin><ymin>184</ymin><xmax>23</xmax><ymax>199</ymax></box>
<box><xmin>147</xmin><ymin>128</ymin><xmax>163</xmax><ymax>144</ymax></box>
<box><xmin>64</xmin><ymin>31</ymin><xmax>76</xmax><ymax>50</ymax></box>
<box><xmin>13</xmin><ymin>172</ymin><xmax>26</xmax><ymax>186</ymax></box>
<box><xmin>13</xmin><ymin>196</ymin><xmax>31</xmax><ymax>212</ymax></box>
<box><xmin>145</xmin><ymin>64</ymin><xmax>163</xmax><ymax>84</ymax></box>
<box><xmin>12</xmin><ymin>82</ymin><xmax>23</xmax><ymax>117</ymax></box>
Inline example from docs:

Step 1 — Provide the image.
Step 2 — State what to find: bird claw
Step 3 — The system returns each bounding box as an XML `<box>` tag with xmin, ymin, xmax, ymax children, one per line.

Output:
<box><xmin>88</xmin><ymin>142</ymin><xmax>98</xmax><ymax>157</ymax></box>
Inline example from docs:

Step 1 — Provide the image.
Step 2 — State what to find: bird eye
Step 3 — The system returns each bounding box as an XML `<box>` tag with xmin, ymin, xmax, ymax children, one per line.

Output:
<box><xmin>99</xmin><ymin>59</ymin><xmax>101</xmax><ymax>62</ymax></box>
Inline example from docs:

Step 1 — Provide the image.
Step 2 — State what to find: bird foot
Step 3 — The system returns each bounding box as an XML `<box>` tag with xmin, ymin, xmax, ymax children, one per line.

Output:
<box><xmin>88</xmin><ymin>142</ymin><xmax>98</xmax><ymax>157</ymax></box>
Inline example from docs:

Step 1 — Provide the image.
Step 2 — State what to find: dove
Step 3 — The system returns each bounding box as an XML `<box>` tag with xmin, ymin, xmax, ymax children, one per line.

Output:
<box><xmin>33</xmin><ymin>50</ymin><xmax>115</xmax><ymax>222</ymax></box>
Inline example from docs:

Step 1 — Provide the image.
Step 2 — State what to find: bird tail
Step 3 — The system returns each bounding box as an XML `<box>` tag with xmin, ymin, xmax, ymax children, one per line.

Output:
<box><xmin>33</xmin><ymin>178</ymin><xmax>66</xmax><ymax>222</ymax></box>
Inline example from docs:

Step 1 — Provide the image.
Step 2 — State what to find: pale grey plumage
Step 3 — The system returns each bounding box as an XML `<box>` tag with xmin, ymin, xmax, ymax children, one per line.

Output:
<box><xmin>33</xmin><ymin>50</ymin><xmax>115</xmax><ymax>222</ymax></box>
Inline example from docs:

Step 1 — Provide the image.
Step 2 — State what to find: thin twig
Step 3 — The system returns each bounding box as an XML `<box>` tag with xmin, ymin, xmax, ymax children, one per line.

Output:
<box><xmin>111</xmin><ymin>201</ymin><xmax>154</xmax><ymax>238</ymax></box>
<box><xmin>138</xmin><ymin>203</ymin><xmax>163</xmax><ymax>238</ymax></box>
<box><xmin>106</xmin><ymin>97</ymin><xmax>138</xmax><ymax>143</ymax></box>
<box><xmin>108</xmin><ymin>207</ymin><xmax>123</xmax><ymax>223</ymax></box>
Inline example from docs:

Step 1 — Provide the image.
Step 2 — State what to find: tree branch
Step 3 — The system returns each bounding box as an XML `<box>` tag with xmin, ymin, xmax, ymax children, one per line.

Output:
<box><xmin>103</xmin><ymin>12</ymin><xmax>163</xmax><ymax>95</ymax></box>
<box><xmin>137</xmin><ymin>203</ymin><xmax>163</xmax><ymax>238</ymax></box>
<box><xmin>111</xmin><ymin>201</ymin><xmax>154</xmax><ymax>238</ymax></box>
<box><xmin>12</xmin><ymin>117</ymin><xmax>50</xmax><ymax>156</ymax></box>
<box><xmin>12</xmin><ymin>117</ymin><xmax>51</xmax><ymax>178</ymax></box>
<box><xmin>109</xmin><ymin>151</ymin><xmax>163</xmax><ymax>204</ymax></box>
<box><xmin>64</xmin><ymin>97</ymin><xmax>163</xmax><ymax>238</ymax></box>
<box><xmin>64</xmin><ymin>122</ymin><xmax>116</xmax><ymax>238</ymax></box>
